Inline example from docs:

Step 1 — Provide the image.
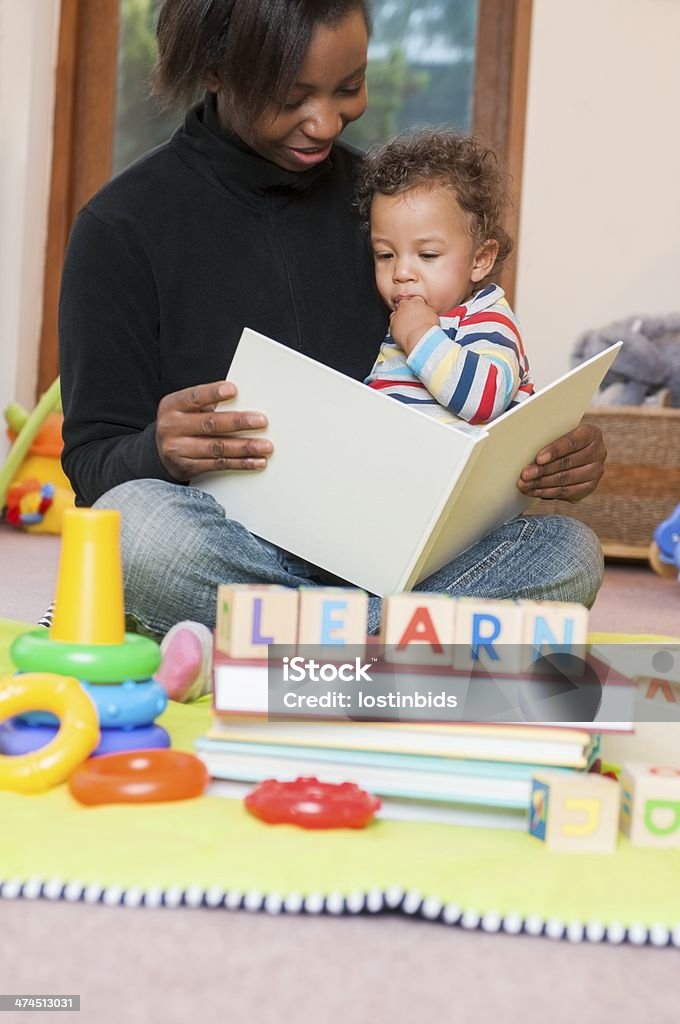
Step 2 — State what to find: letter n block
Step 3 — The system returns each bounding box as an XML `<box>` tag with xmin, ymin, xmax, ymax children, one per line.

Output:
<box><xmin>215</xmin><ymin>584</ymin><xmax>298</xmax><ymax>659</ymax></box>
<box><xmin>529</xmin><ymin>771</ymin><xmax>620</xmax><ymax>853</ymax></box>
<box><xmin>297</xmin><ymin>587</ymin><xmax>368</xmax><ymax>654</ymax></box>
<box><xmin>520</xmin><ymin>600</ymin><xmax>588</xmax><ymax>666</ymax></box>
<box><xmin>620</xmin><ymin>762</ymin><xmax>680</xmax><ymax>848</ymax></box>
<box><xmin>381</xmin><ymin>593</ymin><xmax>455</xmax><ymax>665</ymax></box>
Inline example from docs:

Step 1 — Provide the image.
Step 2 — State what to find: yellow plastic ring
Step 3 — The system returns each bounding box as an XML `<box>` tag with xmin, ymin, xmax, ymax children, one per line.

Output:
<box><xmin>11</xmin><ymin>630</ymin><xmax>161</xmax><ymax>683</ymax></box>
<box><xmin>0</xmin><ymin>672</ymin><xmax>100</xmax><ymax>794</ymax></box>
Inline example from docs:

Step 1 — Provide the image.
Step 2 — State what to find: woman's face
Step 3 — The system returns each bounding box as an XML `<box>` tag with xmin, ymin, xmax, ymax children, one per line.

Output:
<box><xmin>218</xmin><ymin>9</ymin><xmax>369</xmax><ymax>172</ymax></box>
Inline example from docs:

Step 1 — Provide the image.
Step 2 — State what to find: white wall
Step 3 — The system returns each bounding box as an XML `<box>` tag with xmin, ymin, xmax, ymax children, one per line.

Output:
<box><xmin>0</xmin><ymin>0</ymin><xmax>60</xmax><ymax>455</ymax></box>
<box><xmin>3</xmin><ymin>1</ymin><xmax>679</xmax><ymax>404</ymax></box>
<box><xmin>515</xmin><ymin>0</ymin><xmax>680</xmax><ymax>388</ymax></box>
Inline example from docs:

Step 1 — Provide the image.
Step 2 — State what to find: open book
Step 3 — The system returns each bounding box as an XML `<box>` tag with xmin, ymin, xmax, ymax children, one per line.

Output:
<box><xmin>193</xmin><ymin>330</ymin><xmax>620</xmax><ymax>596</ymax></box>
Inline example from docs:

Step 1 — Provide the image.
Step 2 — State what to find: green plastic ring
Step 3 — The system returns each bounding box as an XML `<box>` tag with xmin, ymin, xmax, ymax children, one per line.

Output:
<box><xmin>11</xmin><ymin>630</ymin><xmax>161</xmax><ymax>683</ymax></box>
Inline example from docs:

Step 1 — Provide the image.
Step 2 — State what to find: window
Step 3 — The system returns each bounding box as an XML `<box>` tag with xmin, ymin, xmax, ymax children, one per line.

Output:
<box><xmin>38</xmin><ymin>0</ymin><xmax>531</xmax><ymax>394</ymax></box>
<box><xmin>113</xmin><ymin>0</ymin><xmax>479</xmax><ymax>173</ymax></box>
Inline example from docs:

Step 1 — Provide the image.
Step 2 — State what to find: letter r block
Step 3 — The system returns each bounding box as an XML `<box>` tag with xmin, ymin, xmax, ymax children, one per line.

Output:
<box><xmin>619</xmin><ymin>762</ymin><xmax>680</xmax><ymax>848</ymax></box>
<box><xmin>215</xmin><ymin>584</ymin><xmax>298</xmax><ymax>659</ymax></box>
<box><xmin>452</xmin><ymin>598</ymin><xmax>525</xmax><ymax>674</ymax></box>
<box><xmin>529</xmin><ymin>771</ymin><xmax>620</xmax><ymax>853</ymax></box>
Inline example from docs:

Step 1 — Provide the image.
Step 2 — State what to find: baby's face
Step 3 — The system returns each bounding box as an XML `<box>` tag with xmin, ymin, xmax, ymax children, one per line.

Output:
<box><xmin>370</xmin><ymin>186</ymin><xmax>481</xmax><ymax>316</ymax></box>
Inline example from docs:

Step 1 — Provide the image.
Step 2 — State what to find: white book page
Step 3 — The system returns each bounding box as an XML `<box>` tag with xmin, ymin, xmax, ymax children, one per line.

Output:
<box><xmin>410</xmin><ymin>343</ymin><xmax>622</xmax><ymax>586</ymax></box>
<box><xmin>193</xmin><ymin>328</ymin><xmax>480</xmax><ymax>596</ymax></box>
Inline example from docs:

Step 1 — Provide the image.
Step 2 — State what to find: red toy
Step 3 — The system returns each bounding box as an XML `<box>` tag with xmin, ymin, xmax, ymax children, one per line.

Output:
<box><xmin>244</xmin><ymin>776</ymin><xmax>381</xmax><ymax>829</ymax></box>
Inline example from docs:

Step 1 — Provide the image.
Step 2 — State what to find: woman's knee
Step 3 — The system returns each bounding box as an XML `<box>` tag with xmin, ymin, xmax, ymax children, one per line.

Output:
<box><xmin>564</xmin><ymin>518</ymin><xmax>604</xmax><ymax>607</ymax></box>
<box><xmin>538</xmin><ymin>515</ymin><xmax>604</xmax><ymax>608</ymax></box>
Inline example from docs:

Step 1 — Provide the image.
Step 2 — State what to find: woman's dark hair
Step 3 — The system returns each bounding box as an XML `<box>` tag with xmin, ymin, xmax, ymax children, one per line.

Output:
<box><xmin>355</xmin><ymin>127</ymin><xmax>513</xmax><ymax>276</ymax></box>
<box><xmin>153</xmin><ymin>0</ymin><xmax>371</xmax><ymax>121</ymax></box>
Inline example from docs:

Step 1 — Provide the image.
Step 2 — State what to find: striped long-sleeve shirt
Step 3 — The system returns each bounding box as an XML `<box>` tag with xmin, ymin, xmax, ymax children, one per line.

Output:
<box><xmin>364</xmin><ymin>284</ymin><xmax>533</xmax><ymax>424</ymax></box>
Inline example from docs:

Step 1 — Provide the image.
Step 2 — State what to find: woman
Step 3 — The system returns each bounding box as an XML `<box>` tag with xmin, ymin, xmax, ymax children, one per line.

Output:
<box><xmin>58</xmin><ymin>0</ymin><xmax>605</xmax><ymax>648</ymax></box>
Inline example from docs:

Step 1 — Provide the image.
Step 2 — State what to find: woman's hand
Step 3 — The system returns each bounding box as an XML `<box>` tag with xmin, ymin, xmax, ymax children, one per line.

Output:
<box><xmin>156</xmin><ymin>380</ymin><xmax>273</xmax><ymax>481</ymax></box>
<box><xmin>517</xmin><ymin>423</ymin><xmax>606</xmax><ymax>503</ymax></box>
<box><xmin>390</xmin><ymin>296</ymin><xmax>439</xmax><ymax>355</ymax></box>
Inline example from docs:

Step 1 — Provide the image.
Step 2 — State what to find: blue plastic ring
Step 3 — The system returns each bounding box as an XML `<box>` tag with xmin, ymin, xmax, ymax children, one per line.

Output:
<box><xmin>18</xmin><ymin>678</ymin><xmax>168</xmax><ymax>730</ymax></box>
<box><xmin>0</xmin><ymin>720</ymin><xmax>170</xmax><ymax>758</ymax></box>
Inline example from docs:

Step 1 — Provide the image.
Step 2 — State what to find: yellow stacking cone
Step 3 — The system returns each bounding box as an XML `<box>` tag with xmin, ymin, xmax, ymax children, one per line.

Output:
<box><xmin>50</xmin><ymin>509</ymin><xmax>125</xmax><ymax>645</ymax></box>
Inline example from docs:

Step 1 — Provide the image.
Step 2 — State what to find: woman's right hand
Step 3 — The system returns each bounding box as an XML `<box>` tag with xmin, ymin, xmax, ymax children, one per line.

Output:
<box><xmin>155</xmin><ymin>380</ymin><xmax>273</xmax><ymax>481</ymax></box>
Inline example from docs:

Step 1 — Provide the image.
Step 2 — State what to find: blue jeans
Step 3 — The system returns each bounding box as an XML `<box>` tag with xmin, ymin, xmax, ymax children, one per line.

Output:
<box><xmin>94</xmin><ymin>479</ymin><xmax>604</xmax><ymax>641</ymax></box>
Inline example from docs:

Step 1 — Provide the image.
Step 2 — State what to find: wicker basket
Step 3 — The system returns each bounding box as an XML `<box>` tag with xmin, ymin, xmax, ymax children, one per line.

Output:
<box><xmin>527</xmin><ymin>406</ymin><xmax>680</xmax><ymax>559</ymax></box>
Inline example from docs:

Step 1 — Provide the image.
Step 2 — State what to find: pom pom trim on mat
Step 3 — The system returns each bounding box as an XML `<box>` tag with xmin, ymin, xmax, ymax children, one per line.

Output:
<box><xmin>1</xmin><ymin>878</ymin><xmax>678</xmax><ymax>947</ymax></box>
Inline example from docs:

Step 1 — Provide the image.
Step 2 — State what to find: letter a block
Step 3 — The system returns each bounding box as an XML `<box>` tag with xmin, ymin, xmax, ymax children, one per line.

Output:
<box><xmin>216</xmin><ymin>584</ymin><xmax>298</xmax><ymax>659</ymax></box>
<box><xmin>620</xmin><ymin>762</ymin><xmax>680</xmax><ymax>848</ymax></box>
<box><xmin>529</xmin><ymin>772</ymin><xmax>620</xmax><ymax>853</ymax></box>
<box><xmin>381</xmin><ymin>593</ymin><xmax>455</xmax><ymax>665</ymax></box>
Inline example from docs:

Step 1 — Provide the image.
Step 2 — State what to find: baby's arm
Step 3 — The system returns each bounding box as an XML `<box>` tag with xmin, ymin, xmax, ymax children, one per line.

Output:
<box><xmin>392</xmin><ymin>297</ymin><xmax>529</xmax><ymax>424</ymax></box>
<box><xmin>363</xmin><ymin>336</ymin><xmax>409</xmax><ymax>386</ymax></box>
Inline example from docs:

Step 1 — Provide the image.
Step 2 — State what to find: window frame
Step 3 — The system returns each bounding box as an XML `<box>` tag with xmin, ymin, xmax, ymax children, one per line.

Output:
<box><xmin>37</xmin><ymin>0</ymin><xmax>532</xmax><ymax>395</ymax></box>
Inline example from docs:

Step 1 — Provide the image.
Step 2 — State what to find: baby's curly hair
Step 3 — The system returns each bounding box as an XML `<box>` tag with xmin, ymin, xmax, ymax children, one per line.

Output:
<box><xmin>355</xmin><ymin>128</ymin><xmax>513</xmax><ymax>276</ymax></box>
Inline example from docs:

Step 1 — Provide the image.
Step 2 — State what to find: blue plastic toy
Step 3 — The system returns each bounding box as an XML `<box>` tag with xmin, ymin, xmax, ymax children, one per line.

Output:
<box><xmin>650</xmin><ymin>504</ymin><xmax>680</xmax><ymax>578</ymax></box>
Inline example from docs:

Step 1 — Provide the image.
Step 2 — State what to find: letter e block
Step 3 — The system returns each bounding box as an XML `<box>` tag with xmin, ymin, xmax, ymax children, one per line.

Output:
<box><xmin>216</xmin><ymin>584</ymin><xmax>298</xmax><ymax>659</ymax></box>
<box><xmin>620</xmin><ymin>762</ymin><xmax>680</xmax><ymax>848</ymax></box>
<box><xmin>297</xmin><ymin>587</ymin><xmax>368</xmax><ymax>654</ymax></box>
<box><xmin>381</xmin><ymin>593</ymin><xmax>455</xmax><ymax>665</ymax></box>
<box><xmin>529</xmin><ymin>771</ymin><xmax>620</xmax><ymax>853</ymax></box>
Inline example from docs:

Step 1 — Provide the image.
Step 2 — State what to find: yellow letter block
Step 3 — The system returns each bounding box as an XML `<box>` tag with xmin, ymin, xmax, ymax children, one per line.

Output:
<box><xmin>529</xmin><ymin>771</ymin><xmax>620</xmax><ymax>853</ymax></box>
<box><xmin>620</xmin><ymin>762</ymin><xmax>680</xmax><ymax>848</ymax></box>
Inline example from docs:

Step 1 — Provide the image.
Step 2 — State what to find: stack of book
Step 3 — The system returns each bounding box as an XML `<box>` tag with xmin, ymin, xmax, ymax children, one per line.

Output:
<box><xmin>198</xmin><ymin>717</ymin><xmax>602</xmax><ymax>831</ymax></box>
<box><xmin>194</xmin><ymin>649</ymin><xmax>634</xmax><ymax>831</ymax></box>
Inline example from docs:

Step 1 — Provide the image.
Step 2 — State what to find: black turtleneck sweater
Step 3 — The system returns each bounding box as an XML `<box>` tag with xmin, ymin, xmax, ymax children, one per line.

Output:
<box><xmin>59</xmin><ymin>96</ymin><xmax>389</xmax><ymax>506</ymax></box>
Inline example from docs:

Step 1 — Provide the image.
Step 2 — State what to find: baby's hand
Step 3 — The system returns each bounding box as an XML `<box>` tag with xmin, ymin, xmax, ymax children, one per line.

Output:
<box><xmin>390</xmin><ymin>296</ymin><xmax>440</xmax><ymax>355</ymax></box>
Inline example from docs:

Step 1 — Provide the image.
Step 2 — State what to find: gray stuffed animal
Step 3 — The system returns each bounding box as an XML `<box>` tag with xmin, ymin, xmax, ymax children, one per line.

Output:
<box><xmin>572</xmin><ymin>313</ymin><xmax>680</xmax><ymax>406</ymax></box>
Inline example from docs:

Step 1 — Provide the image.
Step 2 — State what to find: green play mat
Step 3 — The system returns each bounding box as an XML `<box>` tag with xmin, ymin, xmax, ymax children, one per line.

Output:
<box><xmin>2</xmin><ymin>618</ymin><xmax>679</xmax><ymax>947</ymax></box>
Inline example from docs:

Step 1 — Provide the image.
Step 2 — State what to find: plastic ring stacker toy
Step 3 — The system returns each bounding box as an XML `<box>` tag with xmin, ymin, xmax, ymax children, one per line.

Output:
<box><xmin>11</xmin><ymin>630</ymin><xmax>161</xmax><ymax>683</ymax></box>
<box><xmin>244</xmin><ymin>776</ymin><xmax>381</xmax><ymax>829</ymax></box>
<box><xmin>19</xmin><ymin>678</ymin><xmax>168</xmax><ymax>730</ymax></box>
<box><xmin>0</xmin><ymin>720</ymin><xmax>170</xmax><ymax>758</ymax></box>
<box><xmin>0</xmin><ymin>673</ymin><xmax>99</xmax><ymax>794</ymax></box>
<box><xmin>68</xmin><ymin>749</ymin><xmax>209</xmax><ymax>805</ymax></box>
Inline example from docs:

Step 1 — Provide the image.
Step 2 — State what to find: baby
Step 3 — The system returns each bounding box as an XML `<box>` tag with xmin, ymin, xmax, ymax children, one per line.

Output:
<box><xmin>355</xmin><ymin>128</ymin><xmax>533</xmax><ymax>423</ymax></box>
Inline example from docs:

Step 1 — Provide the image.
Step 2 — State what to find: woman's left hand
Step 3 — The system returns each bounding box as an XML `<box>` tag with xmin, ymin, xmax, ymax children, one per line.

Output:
<box><xmin>517</xmin><ymin>423</ymin><xmax>606</xmax><ymax>503</ymax></box>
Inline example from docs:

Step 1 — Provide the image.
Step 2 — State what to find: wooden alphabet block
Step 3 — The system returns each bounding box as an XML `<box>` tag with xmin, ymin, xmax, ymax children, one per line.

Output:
<box><xmin>452</xmin><ymin>598</ymin><xmax>525</xmax><ymax>674</ymax></box>
<box><xmin>636</xmin><ymin>678</ymin><xmax>680</xmax><ymax>705</ymax></box>
<box><xmin>215</xmin><ymin>584</ymin><xmax>298</xmax><ymax>659</ymax></box>
<box><xmin>381</xmin><ymin>593</ymin><xmax>455</xmax><ymax>665</ymax></box>
<box><xmin>529</xmin><ymin>771</ymin><xmax>620</xmax><ymax>853</ymax></box>
<box><xmin>297</xmin><ymin>587</ymin><xmax>368</xmax><ymax>654</ymax></box>
<box><xmin>620</xmin><ymin>762</ymin><xmax>680</xmax><ymax>848</ymax></box>
<box><xmin>520</xmin><ymin>600</ymin><xmax>588</xmax><ymax>667</ymax></box>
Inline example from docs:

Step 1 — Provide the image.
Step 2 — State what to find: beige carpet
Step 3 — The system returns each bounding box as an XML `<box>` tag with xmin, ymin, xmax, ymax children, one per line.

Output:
<box><xmin>1</xmin><ymin>523</ymin><xmax>680</xmax><ymax>1023</ymax></box>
